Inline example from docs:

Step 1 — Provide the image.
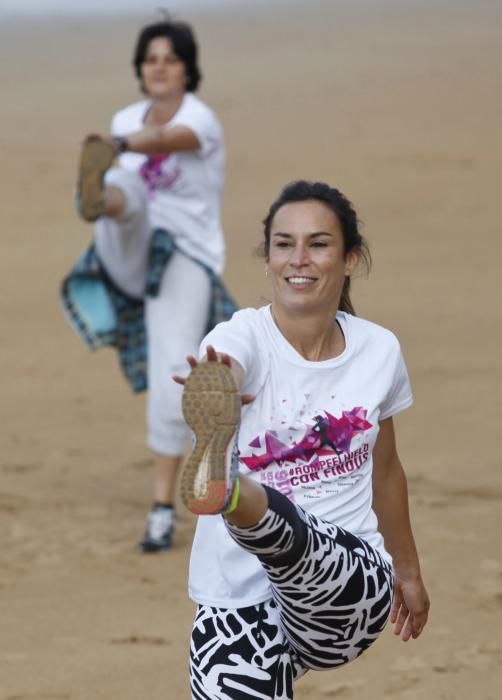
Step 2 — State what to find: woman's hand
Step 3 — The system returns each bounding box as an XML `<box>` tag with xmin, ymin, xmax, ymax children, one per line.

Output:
<box><xmin>82</xmin><ymin>133</ymin><xmax>122</xmax><ymax>155</ymax></box>
<box><xmin>390</xmin><ymin>575</ymin><xmax>430</xmax><ymax>641</ymax></box>
<box><xmin>173</xmin><ymin>345</ymin><xmax>255</xmax><ymax>406</ymax></box>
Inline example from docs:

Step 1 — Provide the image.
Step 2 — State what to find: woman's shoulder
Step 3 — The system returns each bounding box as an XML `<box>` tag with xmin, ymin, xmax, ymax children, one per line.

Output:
<box><xmin>225</xmin><ymin>305</ymin><xmax>268</xmax><ymax>328</ymax></box>
<box><xmin>178</xmin><ymin>93</ymin><xmax>221</xmax><ymax>125</ymax></box>
<box><xmin>209</xmin><ymin>306</ymin><xmax>269</xmax><ymax>342</ymax></box>
<box><xmin>344</xmin><ymin>313</ymin><xmax>401</xmax><ymax>350</ymax></box>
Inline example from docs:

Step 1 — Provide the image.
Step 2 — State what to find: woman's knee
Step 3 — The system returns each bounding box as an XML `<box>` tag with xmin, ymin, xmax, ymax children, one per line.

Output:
<box><xmin>104</xmin><ymin>167</ymin><xmax>149</xmax><ymax>220</ymax></box>
<box><xmin>147</xmin><ymin>385</ymin><xmax>188</xmax><ymax>455</ymax></box>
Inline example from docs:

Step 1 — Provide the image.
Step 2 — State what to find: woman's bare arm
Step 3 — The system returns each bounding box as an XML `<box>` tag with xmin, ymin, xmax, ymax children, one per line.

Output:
<box><xmin>372</xmin><ymin>417</ymin><xmax>430</xmax><ymax>641</ymax></box>
<box><xmin>116</xmin><ymin>124</ymin><xmax>200</xmax><ymax>155</ymax></box>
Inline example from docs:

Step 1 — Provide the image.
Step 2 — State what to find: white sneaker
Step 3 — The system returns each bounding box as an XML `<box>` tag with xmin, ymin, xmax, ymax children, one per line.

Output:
<box><xmin>139</xmin><ymin>506</ymin><xmax>175</xmax><ymax>553</ymax></box>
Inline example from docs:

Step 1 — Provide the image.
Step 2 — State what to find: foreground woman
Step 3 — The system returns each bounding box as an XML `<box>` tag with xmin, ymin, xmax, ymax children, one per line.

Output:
<box><xmin>175</xmin><ymin>180</ymin><xmax>429</xmax><ymax>698</ymax></box>
<box><xmin>61</xmin><ymin>18</ymin><xmax>235</xmax><ymax>552</ymax></box>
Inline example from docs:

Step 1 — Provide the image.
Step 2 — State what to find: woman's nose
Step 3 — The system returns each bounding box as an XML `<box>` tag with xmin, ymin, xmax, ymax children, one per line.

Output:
<box><xmin>289</xmin><ymin>244</ymin><xmax>309</xmax><ymax>267</ymax></box>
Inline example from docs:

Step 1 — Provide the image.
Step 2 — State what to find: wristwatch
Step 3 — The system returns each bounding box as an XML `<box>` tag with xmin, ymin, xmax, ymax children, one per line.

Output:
<box><xmin>111</xmin><ymin>135</ymin><xmax>129</xmax><ymax>153</ymax></box>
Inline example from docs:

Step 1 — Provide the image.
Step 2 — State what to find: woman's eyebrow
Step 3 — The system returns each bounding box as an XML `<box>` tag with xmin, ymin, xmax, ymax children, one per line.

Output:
<box><xmin>271</xmin><ymin>231</ymin><xmax>333</xmax><ymax>238</ymax></box>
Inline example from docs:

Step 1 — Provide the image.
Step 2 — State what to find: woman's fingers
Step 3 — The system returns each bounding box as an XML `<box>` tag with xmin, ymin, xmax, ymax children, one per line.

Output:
<box><xmin>400</xmin><ymin>615</ymin><xmax>414</xmax><ymax>642</ymax></box>
<box><xmin>390</xmin><ymin>585</ymin><xmax>403</xmax><ymax>624</ymax></box>
<box><xmin>392</xmin><ymin>603</ymin><xmax>428</xmax><ymax>641</ymax></box>
<box><xmin>390</xmin><ymin>600</ymin><xmax>399</xmax><ymax>624</ymax></box>
<box><xmin>187</xmin><ymin>355</ymin><xmax>198</xmax><ymax>368</ymax></box>
<box><xmin>392</xmin><ymin>576</ymin><xmax>430</xmax><ymax>641</ymax></box>
<box><xmin>172</xmin><ymin>354</ymin><xmax>197</xmax><ymax>384</ymax></box>
<box><xmin>82</xmin><ymin>132</ymin><xmax>103</xmax><ymax>144</ymax></box>
<box><xmin>173</xmin><ymin>350</ymin><xmax>246</xmax><ymax>403</ymax></box>
<box><xmin>206</xmin><ymin>345</ymin><xmax>218</xmax><ymax>362</ymax></box>
<box><xmin>393</xmin><ymin>603</ymin><xmax>409</xmax><ymax>637</ymax></box>
<box><xmin>219</xmin><ymin>352</ymin><xmax>232</xmax><ymax>368</ymax></box>
<box><xmin>411</xmin><ymin>605</ymin><xmax>429</xmax><ymax>639</ymax></box>
<box><xmin>205</xmin><ymin>345</ymin><xmax>231</xmax><ymax>367</ymax></box>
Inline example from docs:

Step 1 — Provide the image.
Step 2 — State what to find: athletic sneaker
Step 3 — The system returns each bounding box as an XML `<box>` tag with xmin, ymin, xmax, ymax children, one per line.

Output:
<box><xmin>181</xmin><ymin>362</ymin><xmax>241</xmax><ymax>515</ymax></box>
<box><xmin>139</xmin><ymin>505</ymin><xmax>175</xmax><ymax>553</ymax></box>
<box><xmin>76</xmin><ymin>138</ymin><xmax>115</xmax><ymax>222</ymax></box>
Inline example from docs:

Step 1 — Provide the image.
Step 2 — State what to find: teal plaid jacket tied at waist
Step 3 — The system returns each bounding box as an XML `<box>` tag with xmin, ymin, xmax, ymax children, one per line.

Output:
<box><xmin>60</xmin><ymin>228</ymin><xmax>238</xmax><ymax>393</ymax></box>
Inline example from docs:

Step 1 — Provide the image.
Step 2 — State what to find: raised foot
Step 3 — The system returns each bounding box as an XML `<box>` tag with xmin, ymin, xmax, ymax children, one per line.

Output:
<box><xmin>77</xmin><ymin>138</ymin><xmax>115</xmax><ymax>222</ymax></box>
<box><xmin>181</xmin><ymin>362</ymin><xmax>241</xmax><ymax>514</ymax></box>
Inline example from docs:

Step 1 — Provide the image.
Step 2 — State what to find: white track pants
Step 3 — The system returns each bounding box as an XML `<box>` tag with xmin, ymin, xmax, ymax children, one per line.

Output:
<box><xmin>94</xmin><ymin>168</ymin><xmax>211</xmax><ymax>455</ymax></box>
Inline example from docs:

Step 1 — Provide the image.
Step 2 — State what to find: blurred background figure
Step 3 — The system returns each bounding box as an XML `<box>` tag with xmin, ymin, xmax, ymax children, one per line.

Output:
<box><xmin>61</xmin><ymin>16</ymin><xmax>236</xmax><ymax>553</ymax></box>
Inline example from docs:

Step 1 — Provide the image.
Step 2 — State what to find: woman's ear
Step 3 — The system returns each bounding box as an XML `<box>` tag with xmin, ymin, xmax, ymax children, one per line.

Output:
<box><xmin>344</xmin><ymin>248</ymin><xmax>360</xmax><ymax>277</ymax></box>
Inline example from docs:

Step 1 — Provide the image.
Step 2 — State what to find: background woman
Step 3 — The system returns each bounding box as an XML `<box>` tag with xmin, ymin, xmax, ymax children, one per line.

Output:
<box><xmin>62</xmin><ymin>18</ymin><xmax>235</xmax><ymax>553</ymax></box>
<box><xmin>176</xmin><ymin>180</ymin><xmax>430</xmax><ymax>698</ymax></box>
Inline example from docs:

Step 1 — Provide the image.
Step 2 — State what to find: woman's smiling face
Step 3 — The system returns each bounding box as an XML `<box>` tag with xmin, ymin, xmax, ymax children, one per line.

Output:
<box><xmin>140</xmin><ymin>37</ymin><xmax>187</xmax><ymax>99</ymax></box>
<box><xmin>267</xmin><ymin>199</ymin><xmax>359</xmax><ymax>316</ymax></box>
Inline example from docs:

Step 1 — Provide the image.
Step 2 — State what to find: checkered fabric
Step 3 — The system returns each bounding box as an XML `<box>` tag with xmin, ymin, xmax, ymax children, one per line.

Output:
<box><xmin>60</xmin><ymin>228</ymin><xmax>238</xmax><ymax>392</ymax></box>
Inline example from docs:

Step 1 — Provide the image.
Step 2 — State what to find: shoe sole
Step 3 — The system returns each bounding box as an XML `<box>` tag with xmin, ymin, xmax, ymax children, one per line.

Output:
<box><xmin>181</xmin><ymin>362</ymin><xmax>241</xmax><ymax>514</ymax></box>
<box><xmin>77</xmin><ymin>139</ymin><xmax>115</xmax><ymax>222</ymax></box>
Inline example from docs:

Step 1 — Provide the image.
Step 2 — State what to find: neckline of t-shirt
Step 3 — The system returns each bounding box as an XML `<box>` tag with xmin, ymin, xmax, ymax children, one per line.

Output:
<box><xmin>263</xmin><ymin>305</ymin><xmax>353</xmax><ymax>368</ymax></box>
<box><xmin>141</xmin><ymin>94</ymin><xmax>188</xmax><ymax>126</ymax></box>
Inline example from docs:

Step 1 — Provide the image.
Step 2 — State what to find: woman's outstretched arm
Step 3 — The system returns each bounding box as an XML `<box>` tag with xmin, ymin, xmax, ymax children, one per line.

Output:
<box><xmin>112</xmin><ymin>124</ymin><xmax>200</xmax><ymax>155</ymax></box>
<box><xmin>82</xmin><ymin>124</ymin><xmax>200</xmax><ymax>158</ymax></box>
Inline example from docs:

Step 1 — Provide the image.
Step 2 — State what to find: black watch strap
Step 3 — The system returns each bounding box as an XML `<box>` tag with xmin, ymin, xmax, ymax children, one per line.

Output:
<box><xmin>112</xmin><ymin>135</ymin><xmax>129</xmax><ymax>153</ymax></box>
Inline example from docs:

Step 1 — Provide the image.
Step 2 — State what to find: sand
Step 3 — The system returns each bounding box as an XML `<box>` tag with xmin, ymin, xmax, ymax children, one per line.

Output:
<box><xmin>1</xmin><ymin>1</ymin><xmax>501</xmax><ymax>698</ymax></box>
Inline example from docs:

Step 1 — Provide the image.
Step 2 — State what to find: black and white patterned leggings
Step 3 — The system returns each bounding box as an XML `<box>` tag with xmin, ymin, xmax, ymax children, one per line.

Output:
<box><xmin>190</xmin><ymin>486</ymin><xmax>394</xmax><ymax>699</ymax></box>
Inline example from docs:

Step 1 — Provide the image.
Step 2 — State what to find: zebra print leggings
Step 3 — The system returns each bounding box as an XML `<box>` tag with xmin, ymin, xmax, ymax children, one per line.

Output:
<box><xmin>190</xmin><ymin>486</ymin><xmax>394</xmax><ymax>699</ymax></box>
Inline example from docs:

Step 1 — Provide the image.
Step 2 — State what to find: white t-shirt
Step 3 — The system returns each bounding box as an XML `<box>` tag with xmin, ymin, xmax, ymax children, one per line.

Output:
<box><xmin>188</xmin><ymin>306</ymin><xmax>413</xmax><ymax>608</ymax></box>
<box><xmin>111</xmin><ymin>93</ymin><xmax>225</xmax><ymax>274</ymax></box>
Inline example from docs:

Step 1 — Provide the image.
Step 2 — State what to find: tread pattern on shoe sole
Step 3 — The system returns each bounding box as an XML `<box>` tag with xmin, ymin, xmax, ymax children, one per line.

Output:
<box><xmin>181</xmin><ymin>362</ymin><xmax>241</xmax><ymax>514</ymax></box>
<box><xmin>78</xmin><ymin>140</ymin><xmax>115</xmax><ymax>222</ymax></box>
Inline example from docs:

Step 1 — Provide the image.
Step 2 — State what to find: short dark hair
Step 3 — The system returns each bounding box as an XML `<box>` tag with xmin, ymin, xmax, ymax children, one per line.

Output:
<box><xmin>261</xmin><ymin>180</ymin><xmax>371</xmax><ymax>315</ymax></box>
<box><xmin>133</xmin><ymin>20</ymin><xmax>202</xmax><ymax>93</ymax></box>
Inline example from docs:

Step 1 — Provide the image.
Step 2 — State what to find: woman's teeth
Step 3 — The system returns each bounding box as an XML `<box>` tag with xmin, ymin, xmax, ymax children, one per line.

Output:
<box><xmin>287</xmin><ymin>276</ymin><xmax>315</xmax><ymax>284</ymax></box>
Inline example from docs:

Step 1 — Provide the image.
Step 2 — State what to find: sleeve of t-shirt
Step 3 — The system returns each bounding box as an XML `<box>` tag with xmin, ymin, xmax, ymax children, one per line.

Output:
<box><xmin>110</xmin><ymin>102</ymin><xmax>142</xmax><ymax>135</ymax></box>
<box><xmin>170</xmin><ymin>100</ymin><xmax>222</xmax><ymax>158</ymax></box>
<box><xmin>198</xmin><ymin>310</ymin><xmax>267</xmax><ymax>395</ymax></box>
<box><xmin>110</xmin><ymin>112</ymin><xmax>120</xmax><ymax>134</ymax></box>
<box><xmin>379</xmin><ymin>340</ymin><xmax>414</xmax><ymax>420</ymax></box>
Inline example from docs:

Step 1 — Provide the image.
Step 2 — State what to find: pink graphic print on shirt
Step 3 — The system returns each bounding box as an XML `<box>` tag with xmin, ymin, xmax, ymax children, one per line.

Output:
<box><xmin>241</xmin><ymin>407</ymin><xmax>372</xmax><ymax>471</ymax></box>
<box><xmin>139</xmin><ymin>153</ymin><xmax>180</xmax><ymax>194</ymax></box>
<box><xmin>240</xmin><ymin>407</ymin><xmax>373</xmax><ymax>502</ymax></box>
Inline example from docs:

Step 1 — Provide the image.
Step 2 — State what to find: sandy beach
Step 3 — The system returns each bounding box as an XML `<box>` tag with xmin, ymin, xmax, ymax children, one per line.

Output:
<box><xmin>1</xmin><ymin>1</ymin><xmax>501</xmax><ymax>697</ymax></box>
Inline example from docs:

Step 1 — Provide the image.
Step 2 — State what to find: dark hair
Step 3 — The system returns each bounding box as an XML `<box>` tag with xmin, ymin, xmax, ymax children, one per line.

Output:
<box><xmin>261</xmin><ymin>180</ymin><xmax>371</xmax><ymax>315</ymax></box>
<box><xmin>133</xmin><ymin>20</ymin><xmax>202</xmax><ymax>93</ymax></box>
